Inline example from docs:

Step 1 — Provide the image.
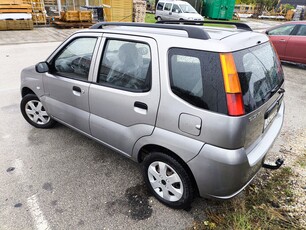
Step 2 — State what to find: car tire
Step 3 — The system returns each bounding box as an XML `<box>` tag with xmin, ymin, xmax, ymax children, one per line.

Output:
<box><xmin>20</xmin><ymin>94</ymin><xmax>56</xmax><ymax>129</ymax></box>
<box><xmin>143</xmin><ymin>152</ymin><xmax>194</xmax><ymax>209</ymax></box>
<box><xmin>156</xmin><ymin>16</ymin><xmax>162</xmax><ymax>22</ymax></box>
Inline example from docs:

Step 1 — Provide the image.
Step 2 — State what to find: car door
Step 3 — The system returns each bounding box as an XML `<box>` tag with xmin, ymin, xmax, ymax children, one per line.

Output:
<box><xmin>43</xmin><ymin>34</ymin><xmax>101</xmax><ymax>134</ymax></box>
<box><xmin>284</xmin><ymin>24</ymin><xmax>306</xmax><ymax>64</ymax></box>
<box><xmin>163</xmin><ymin>2</ymin><xmax>173</xmax><ymax>20</ymax></box>
<box><xmin>171</xmin><ymin>3</ymin><xmax>181</xmax><ymax>20</ymax></box>
<box><xmin>89</xmin><ymin>34</ymin><xmax>160</xmax><ymax>156</ymax></box>
<box><xmin>267</xmin><ymin>24</ymin><xmax>296</xmax><ymax>59</ymax></box>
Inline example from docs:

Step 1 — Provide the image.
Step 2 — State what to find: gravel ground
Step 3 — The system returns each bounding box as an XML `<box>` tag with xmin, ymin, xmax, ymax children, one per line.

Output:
<box><xmin>265</xmin><ymin>64</ymin><xmax>306</xmax><ymax>227</ymax></box>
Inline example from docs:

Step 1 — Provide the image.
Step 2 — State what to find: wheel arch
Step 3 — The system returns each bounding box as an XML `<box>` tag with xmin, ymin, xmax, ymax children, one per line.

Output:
<box><xmin>138</xmin><ymin>144</ymin><xmax>199</xmax><ymax>196</ymax></box>
<box><xmin>21</xmin><ymin>87</ymin><xmax>36</xmax><ymax>98</ymax></box>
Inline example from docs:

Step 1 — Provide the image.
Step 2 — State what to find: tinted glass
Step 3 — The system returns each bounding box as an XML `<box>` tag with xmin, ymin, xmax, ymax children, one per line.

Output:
<box><xmin>164</xmin><ymin>3</ymin><xmax>172</xmax><ymax>11</ymax></box>
<box><xmin>268</xmin><ymin>24</ymin><xmax>295</xmax><ymax>35</ymax></box>
<box><xmin>296</xmin><ymin>25</ymin><xmax>306</xmax><ymax>36</ymax></box>
<box><xmin>169</xmin><ymin>48</ymin><xmax>227</xmax><ymax>113</ymax></box>
<box><xmin>98</xmin><ymin>40</ymin><xmax>151</xmax><ymax>92</ymax></box>
<box><xmin>233</xmin><ymin>42</ymin><xmax>284</xmax><ymax>113</ymax></box>
<box><xmin>157</xmin><ymin>2</ymin><xmax>164</xmax><ymax>10</ymax></box>
<box><xmin>180</xmin><ymin>4</ymin><xmax>197</xmax><ymax>13</ymax></box>
<box><xmin>172</xmin><ymin>4</ymin><xmax>181</xmax><ymax>13</ymax></box>
<box><xmin>52</xmin><ymin>37</ymin><xmax>97</xmax><ymax>80</ymax></box>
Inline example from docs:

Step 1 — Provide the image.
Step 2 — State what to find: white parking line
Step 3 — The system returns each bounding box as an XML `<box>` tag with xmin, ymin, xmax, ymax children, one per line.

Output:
<box><xmin>27</xmin><ymin>194</ymin><xmax>51</xmax><ymax>230</ymax></box>
<box><xmin>14</xmin><ymin>159</ymin><xmax>52</xmax><ymax>230</ymax></box>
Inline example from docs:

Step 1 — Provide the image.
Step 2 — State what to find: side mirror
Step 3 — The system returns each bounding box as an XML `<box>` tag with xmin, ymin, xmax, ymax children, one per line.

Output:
<box><xmin>35</xmin><ymin>62</ymin><xmax>49</xmax><ymax>73</ymax></box>
<box><xmin>265</xmin><ymin>31</ymin><xmax>269</xmax><ymax>35</ymax></box>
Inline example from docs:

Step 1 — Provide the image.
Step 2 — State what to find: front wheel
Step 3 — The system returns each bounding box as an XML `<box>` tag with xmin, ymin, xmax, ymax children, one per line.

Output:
<box><xmin>20</xmin><ymin>94</ymin><xmax>56</xmax><ymax>129</ymax></box>
<box><xmin>143</xmin><ymin>152</ymin><xmax>194</xmax><ymax>209</ymax></box>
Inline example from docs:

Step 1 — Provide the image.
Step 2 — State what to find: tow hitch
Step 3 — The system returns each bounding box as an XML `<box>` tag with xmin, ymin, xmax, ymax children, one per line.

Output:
<box><xmin>263</xmin><ymin>158</ymin><xmax>284</xmax><ymax>170</ymax></box>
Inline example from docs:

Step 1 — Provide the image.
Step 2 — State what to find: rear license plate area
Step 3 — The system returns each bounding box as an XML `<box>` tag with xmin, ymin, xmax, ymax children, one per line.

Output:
<box><xmin>264</xmin><ymin>106</ymin><xmax>278</xmax><ymax>130</ymax></box>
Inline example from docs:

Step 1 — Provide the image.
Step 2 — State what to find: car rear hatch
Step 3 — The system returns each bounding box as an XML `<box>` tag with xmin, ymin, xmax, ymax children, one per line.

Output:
<box><xmin>230</xmin><ymin>41</ymin><xmax>285</xmax><ymax>151</ymax></box>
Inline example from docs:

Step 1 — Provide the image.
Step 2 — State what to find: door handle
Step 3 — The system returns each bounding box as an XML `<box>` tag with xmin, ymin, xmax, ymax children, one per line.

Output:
<box><xmin>72</xmin><ymin>86</ymin><xmax>84</xmax><ymax>96</ymax></box>
<box><xmin>279</xmin><ymin>39</ymin><xmax>286</xmax><ymax>42</ymax></box>
<box><xmin>73</xmin><ymin>86</ymin><xmax>81</xmax><ymax>92</ymax></box>
<box><xmin>134</xmin><ymin>101</ymin><xmax>148</xmax><ymax>110</ymax></box>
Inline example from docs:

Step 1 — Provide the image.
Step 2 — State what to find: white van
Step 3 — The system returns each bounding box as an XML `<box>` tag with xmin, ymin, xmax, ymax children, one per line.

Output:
<box><xmin>155</xmin><ymin>0</ymin><xmax>204</xmax><ymax>21</ymax></box>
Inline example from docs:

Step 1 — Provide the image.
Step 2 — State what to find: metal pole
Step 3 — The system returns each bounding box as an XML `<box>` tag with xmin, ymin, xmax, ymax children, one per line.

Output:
<box><xmin>85</xmin><ymin>0</ymin><xmax>89</xmax><ymax>6</ymax></box>
<box><xmin>57</xmin><ymin>0</ymin><xmax>61</xmax><ymax>15</ymax></box>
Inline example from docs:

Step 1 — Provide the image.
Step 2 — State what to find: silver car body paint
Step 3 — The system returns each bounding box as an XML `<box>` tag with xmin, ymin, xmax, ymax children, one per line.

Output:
<box><xmin>20</xmin><ymin>25</ymin><xmax>284</xmax><ymax>199</ymax></box>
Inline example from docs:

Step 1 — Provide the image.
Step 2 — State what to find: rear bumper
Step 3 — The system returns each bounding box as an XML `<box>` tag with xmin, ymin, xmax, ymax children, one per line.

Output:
<box><xmin>188</xmin><ymin>102</ymin><xmax>284</xmax><ymax>199</ymax></box>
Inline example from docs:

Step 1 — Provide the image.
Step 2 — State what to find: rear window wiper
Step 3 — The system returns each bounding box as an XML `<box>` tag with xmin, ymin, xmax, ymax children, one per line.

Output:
<box><xmin>277</xmin><ymin>88</ymin><xmax>285</xmax><ymax>94</ymax></box>
<box><xmin>270</xmin><ymin>86</ymin><xmax>285</xmax><ymax>94</ymax></box>
<box><xmin>270</xmin><ymin>86</ymin><xmax>279</xmax><ymax>94</ymax></box>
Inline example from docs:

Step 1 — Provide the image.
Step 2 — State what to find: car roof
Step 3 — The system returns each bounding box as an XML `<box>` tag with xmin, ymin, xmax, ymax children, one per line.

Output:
<box><xmin>87</xmin><ymin>25</ymin><xmax>250</xmax><ymax>40</ymax></box>
<box><xmin>89</xmin><ymin>22</ymin><xmax>253</xmax><ymax>38</ymax></box>
<box><xmin>78</xmin><ymin>23</ymin><xmax>269</xmax><ymax>52</ymax></box>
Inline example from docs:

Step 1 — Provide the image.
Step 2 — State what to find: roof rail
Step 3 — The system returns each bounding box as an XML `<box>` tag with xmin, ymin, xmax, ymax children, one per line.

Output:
<box><xmin>90</xmin><ymin>22</ymin><xmax>211</xmax><ymax>40</ymax></box>
<box><xmin>156</xmin><ymin>20</ymin><xmax>253</xmax><ymax>31</ymax></box>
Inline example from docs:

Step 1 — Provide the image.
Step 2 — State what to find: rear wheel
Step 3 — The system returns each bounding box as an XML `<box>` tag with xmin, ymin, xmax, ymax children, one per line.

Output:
<box><xmin>156</xmin><ymin>16</ymin><xmax>162</xmax><ymax>22</ymax></box>
<box><xmin>143</xmin><ymin>152</ymin><xmax>194</xmax><ymax>209</ymax></box>
<box><xmin>20</xmin><ymin>94</ymin><xmax>56</xmax><ymax>129</ymax></box>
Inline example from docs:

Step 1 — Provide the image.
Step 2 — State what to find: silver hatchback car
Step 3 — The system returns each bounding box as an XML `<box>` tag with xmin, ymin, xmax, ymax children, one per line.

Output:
<box><xmin>20</xmin><ymin>21</ymin><xmax>285</xmax><ymax>209</ymax></box>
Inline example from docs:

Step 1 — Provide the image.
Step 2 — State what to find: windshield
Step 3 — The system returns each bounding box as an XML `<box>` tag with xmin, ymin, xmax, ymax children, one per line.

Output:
<box><xmin>180</xmin><ymin>4</ymin><xmax>197</xmax><ymax>13</ymax></box>
<box><xmin>233</xmin><ymin>42</ymin><xmax>284</xmax><ymax>113</ymax></box>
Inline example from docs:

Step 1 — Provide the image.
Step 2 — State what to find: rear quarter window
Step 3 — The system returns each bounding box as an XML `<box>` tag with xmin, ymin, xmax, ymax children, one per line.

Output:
<box><xmin>168</xmin><ymin>48</ymin><xmax>227</xmax><ymax>114</ymax></box>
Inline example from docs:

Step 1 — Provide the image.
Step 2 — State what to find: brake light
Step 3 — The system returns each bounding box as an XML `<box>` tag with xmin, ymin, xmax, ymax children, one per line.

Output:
<box><xmin>220</xmin><ymin>53</ymin><xmax>245</xmax><ymax>116</ymax></box>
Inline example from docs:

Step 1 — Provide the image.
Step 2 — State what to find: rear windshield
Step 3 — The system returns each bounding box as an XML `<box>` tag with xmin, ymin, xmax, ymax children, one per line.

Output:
<box><xmin>233</xmin><ymin>42</ymin><xmax>284</xmax><ymax>113</ymax></box>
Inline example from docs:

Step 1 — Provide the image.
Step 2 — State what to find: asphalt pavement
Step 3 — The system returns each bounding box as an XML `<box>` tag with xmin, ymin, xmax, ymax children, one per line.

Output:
<box><xmin>0</xmin><ymin>20</ymin><xmax>305</xmax><ymax>230</ymax></box>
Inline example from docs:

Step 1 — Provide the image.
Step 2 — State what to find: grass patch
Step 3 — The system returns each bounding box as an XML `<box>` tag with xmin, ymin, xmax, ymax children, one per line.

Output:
<box><xmin>191</xmin><ymin>167</ymin><xmax>301</xmax><ymax>230</ymax></box>
<box><xmin>145</xmin><ymin>13</ymin><xmax>156</xmax><ymax>23</ymax></box>
<box><xmin>297</xmin><ymin>151</ymin><xmax>306</xmax><ymax>168</ymax></box>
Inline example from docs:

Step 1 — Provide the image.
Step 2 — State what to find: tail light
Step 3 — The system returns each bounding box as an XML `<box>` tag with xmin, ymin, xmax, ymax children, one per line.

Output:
<box><xmin>220</xmin><ymin>53</ymin><xmax>245</xmax><ymax>116</ymax></box>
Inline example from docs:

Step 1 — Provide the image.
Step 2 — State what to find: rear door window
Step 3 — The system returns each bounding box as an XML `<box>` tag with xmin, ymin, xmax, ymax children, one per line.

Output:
<box><xmin>98</xmin><ymin>39</ymin><xmax>151</xmax><ymax>92</ymax></box>
<box><xmin>233</xmin><ymin>42</ymin><xmax>284</xmax><ymax>113</ymax></box>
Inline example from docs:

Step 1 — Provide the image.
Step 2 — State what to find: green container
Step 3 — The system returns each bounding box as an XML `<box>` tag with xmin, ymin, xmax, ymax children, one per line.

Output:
<box><xmin>202</xmin><ymin>0</ymin><xmax>236</xmax><ymax>20</ymax></box>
